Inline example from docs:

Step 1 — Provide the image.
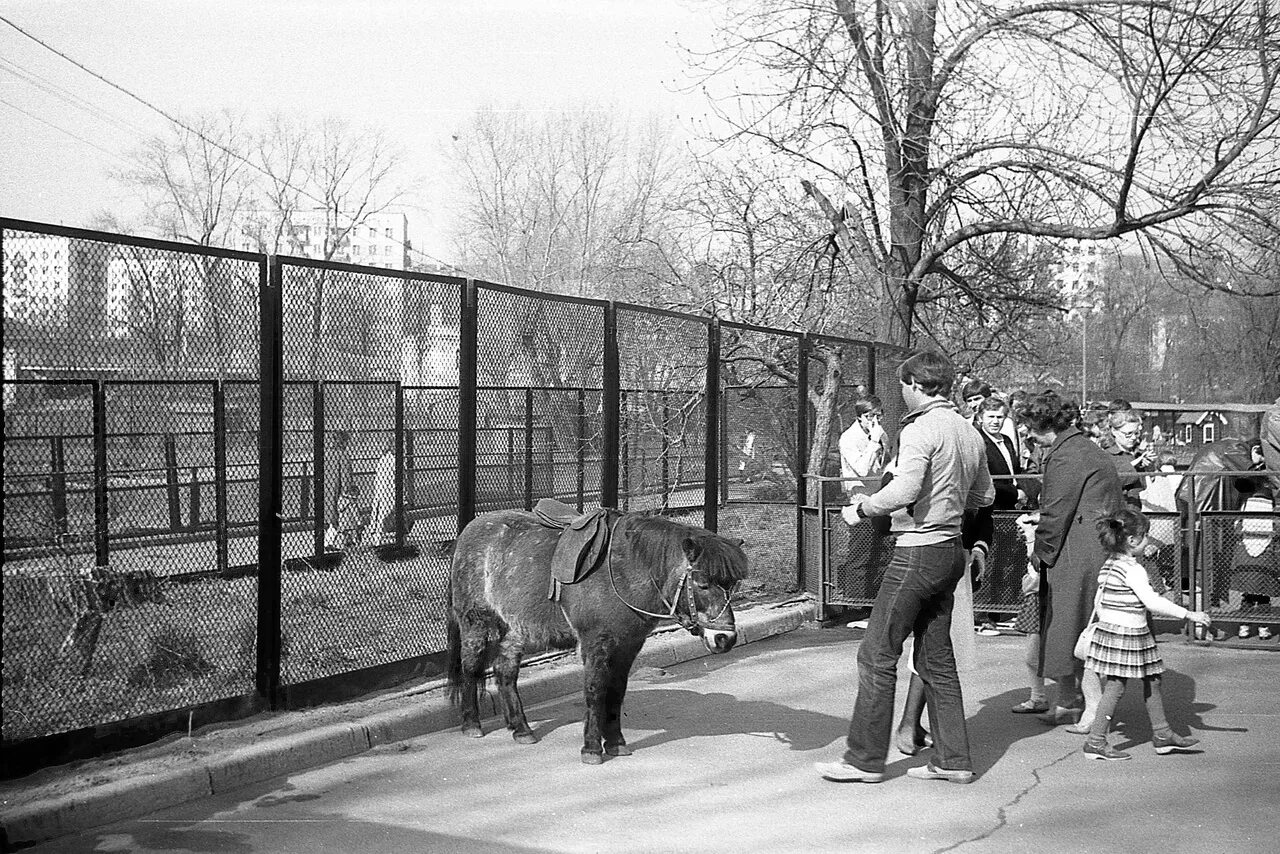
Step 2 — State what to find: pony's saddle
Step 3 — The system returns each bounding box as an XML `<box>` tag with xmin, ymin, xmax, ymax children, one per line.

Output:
<box><xmin>533</xmin><ymin>498</ymin><xmax>617</xmax><ymax>601</ymax></box>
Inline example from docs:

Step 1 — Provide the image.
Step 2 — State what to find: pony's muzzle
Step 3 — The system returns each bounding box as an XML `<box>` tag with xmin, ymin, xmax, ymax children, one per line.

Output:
<box><xmin>702</xmin><ymin>628</ymin><xmax>737</xmax><ymax>653</ymax></box>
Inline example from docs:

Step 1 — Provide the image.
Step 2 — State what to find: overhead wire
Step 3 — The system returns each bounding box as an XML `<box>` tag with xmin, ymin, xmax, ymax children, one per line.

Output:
<box><xmin>0</xmin><ymin>96</ymin><xmax>132</xmax><ymax>165</ymax></box>
<box><xmin>0</xmin><ymin>13</ymin><xmax>467</xmax><ymax>274</ymax></box>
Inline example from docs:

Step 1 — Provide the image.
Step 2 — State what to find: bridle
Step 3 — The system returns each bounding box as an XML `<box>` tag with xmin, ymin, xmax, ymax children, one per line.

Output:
<box><xmin>604</xmin><ymin>517</ymin><xmax>734</xmax><ymax>634</ymax></box>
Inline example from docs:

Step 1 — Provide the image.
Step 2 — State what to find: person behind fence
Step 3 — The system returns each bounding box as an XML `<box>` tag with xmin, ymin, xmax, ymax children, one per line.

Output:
<box><xmin>975</xmin><ymin>395</ymin><xmax>1026</xmax><ymax>635</ymax></box>
<box><xmin>838</xmin><ymin>397</ymin><xmax>889</xmax><ymax>604</ymax></box>
<box><xmin>1230</xmin><ymin>442</ymin><xmax>1279</xmax><ymax>640</ymax></box>
<box><xmin>815</xmin><ymin>351</ymin><xmax>994</xmax><ymax>785</ymax></box>
<box><xmin>323</xmin><ymin>430</ymin><xmax>360</xmax><ymax>550</ymax></box>
<box><xmin>369</xmin><ymin>440</ymin><xmax>398</xmax><ymax>544</ymax></box>
<box><xmin>1023</xmin><ymin>390</ymin><xmax>1122</xmax><ymax>730</ymax></box>
<box><xmin>960</xmin><ymin>379</ymin><xmax>991</xmax><ymax>426</ymax></box>
<box><xmin>1106</xmin><ymin>408</ymin><xmax>1155</xmax><ymax>509</ymax></box>
<box><xmin>1081</xmin><ymin>508</ymin><xmax>1212</xmax><ymax>760</ymax></box>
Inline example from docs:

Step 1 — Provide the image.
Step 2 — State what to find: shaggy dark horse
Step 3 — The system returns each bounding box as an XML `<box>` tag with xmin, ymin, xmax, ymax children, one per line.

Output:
<box><xmin>446</xmin><ymin>508</ymin><xmax>748</xmax><ymax>764</ymax></box>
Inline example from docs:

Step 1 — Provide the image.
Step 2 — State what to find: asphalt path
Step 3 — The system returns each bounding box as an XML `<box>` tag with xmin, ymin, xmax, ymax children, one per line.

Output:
<box><xmin>14</xmin><ymin>626</ymin><xmax>1279</xmax><ymax>854</ymax></box>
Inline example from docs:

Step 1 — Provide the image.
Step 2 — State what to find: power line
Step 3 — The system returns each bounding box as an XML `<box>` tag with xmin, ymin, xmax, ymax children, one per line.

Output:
<box><xmin>0</xmin><ymin>13</ymin><xmax>466</xmax><ymax>274</ymax></box>
<box><xmin>0</xmin><ymin>96</ymin><xmax>131</xmax><ymax>164</ymax></box>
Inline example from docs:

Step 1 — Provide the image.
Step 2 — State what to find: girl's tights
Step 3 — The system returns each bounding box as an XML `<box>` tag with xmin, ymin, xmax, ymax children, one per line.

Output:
<box><xmin>1087</xmin><ymin>674</ymin><xmax>1170</xmax><ymax>741</ymax></box>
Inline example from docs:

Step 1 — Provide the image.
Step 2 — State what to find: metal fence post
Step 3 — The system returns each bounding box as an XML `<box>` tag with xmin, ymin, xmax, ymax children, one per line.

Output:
<box><xmin>213</xmin><ymin>379</ymin><xmax>229</xmax><ymax>574</ymax></box>
<box><xmin>601</xmin><ymin>302</ymin><xmax>620</xmax><ymax>510</ymax></box>
<box><xmin>797</xmin><ymin>334</ymin><xmax>811</xmax><ymax>592</ymax></box>
<box><xmin>164</xmin><ymin>432</ymin><xmax>181</xmax><ymax>531</ymax></box>
<box><xmin>576</xmin><ymin>389</ymin><xmax>586</xmax><ymax>512</ymax></box>
<box><xmin>92</xmin><ymin>380</ymin><xmax>109</xmax><ymax>568</ymax></box>
<box><xmin>457</xmin><ymin>279</ymin><xmax>478</xmax><ymax>534</ymax></box>
<box><xmin>524</xmin><ymin>388</ymin><xmax>534</xmax><ymax>511</ymax></box>
<box><xmin>661</xmin><ymin>391</ymin><xmax>671</xmax><ymax>506</ymax></box>
<box><xmin>257</xmin><ymin>255</ymin><xmax>284</xmax><ymax>707</ymax></box>
<box><xmin>619</xmin><ymin>389</ymin><xmax>630</xmax><ymax>509</ymax></box>
<box><xmin>50</xmin><ymin>435</ymin><xmax>68</xmax><ymax>539</ymax></box>
<box><xmin>866</xmin><ymin>343</ymin><xmax>876</xmax><ymax>395</ymax></box>
<box><xmin>719</xmin><ymin>387</ymin><xmax>729</xmax><ymax>507</ymax></box>
<box><xmin>312</xmin><ymin>380</ymin><xmax>325</xmax><ymax>558</ymax></box>
<box><xmin>705</xmin><ymin>317</ymin><xmax>721</xmax><ymax>532</ymax></box>
<box><xmin>394</xmin><ymin>383</ymin><xmax>406</xmax><ymax>549</ymax></box>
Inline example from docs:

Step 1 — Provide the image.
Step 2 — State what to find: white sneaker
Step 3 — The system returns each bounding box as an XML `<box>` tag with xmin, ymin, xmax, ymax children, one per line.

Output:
<box><xmin>1258</xmin><ymin>626</ymin><xmax>1274</xmax><ymax>640</ymax></box>
<box><xmin>1238</xmin><ymin>625</ymin><xmax>1251</xmax><ymax>639</ymax></box>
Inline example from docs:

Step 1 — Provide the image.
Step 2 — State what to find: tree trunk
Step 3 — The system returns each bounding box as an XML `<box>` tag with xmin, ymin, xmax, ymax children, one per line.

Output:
<box><xmin>805</xmin><ymin>347</ymin><xmax>843</xmax><ymax>504</ymax></box>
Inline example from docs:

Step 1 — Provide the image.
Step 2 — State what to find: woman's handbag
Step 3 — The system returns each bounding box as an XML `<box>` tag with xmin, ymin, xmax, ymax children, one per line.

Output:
<box><xmin>1074</xmin><ymin>568</ymin><xmax>1109</xmax><ymax>660</ymax></box>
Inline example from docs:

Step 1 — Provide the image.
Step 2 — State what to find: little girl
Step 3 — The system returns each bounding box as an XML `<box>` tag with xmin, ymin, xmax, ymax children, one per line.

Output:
<box><xmin>1083</xmin><ymin>508</ymin><xmax>1213</xmax><ymax>760</ymax></box>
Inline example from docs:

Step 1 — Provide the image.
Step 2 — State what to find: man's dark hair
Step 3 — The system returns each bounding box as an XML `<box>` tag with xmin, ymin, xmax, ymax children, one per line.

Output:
<box><xmin>853</xmin><ymin>396</ymin><xmax>883</xmax><ymax>417</ymax></box>
<box><xmin>961</xmin><ymin>379</ymin><xmax>992</xmax><ymax>401</ymax></box>
<box><xmin>1107</xmin><ymin>398</ymin><xmax>1133</xmax><ymax>414</ymax></box>
<box><xmin>1023</xmin><ymin>390</ymin><xmax>1080</xmax><ymax>433</ymax></box>
<box><xmin>897</xmin><ymin>351</ymin><xmax>955</xmax><ymax>398</ymax></box>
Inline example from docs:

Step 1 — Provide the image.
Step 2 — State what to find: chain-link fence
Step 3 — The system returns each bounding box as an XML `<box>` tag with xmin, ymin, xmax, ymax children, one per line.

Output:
<box><xmin>2</xmin><ymin>222</ymin><xmax>262</xmax><ymax>753</ymax></box>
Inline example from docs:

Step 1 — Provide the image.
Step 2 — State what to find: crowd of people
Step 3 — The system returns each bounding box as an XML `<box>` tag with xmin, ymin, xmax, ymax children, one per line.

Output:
<box><xmin>820</xmin><ymin>351</ymin><xmax>1279</xmax><ymax>782</ymax></box>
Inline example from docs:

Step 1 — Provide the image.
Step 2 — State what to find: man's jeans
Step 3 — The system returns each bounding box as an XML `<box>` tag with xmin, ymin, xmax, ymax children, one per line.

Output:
<box><xmin>844</xmin><ymin>538</ymin><xmax>972</xmax><ymax>773</ymax></box>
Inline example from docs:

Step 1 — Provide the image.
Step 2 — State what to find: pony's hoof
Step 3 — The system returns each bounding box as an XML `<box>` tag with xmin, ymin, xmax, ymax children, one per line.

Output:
<box><xmin>462</xmin><ymin>725</ymin><xmax>485</xmax><ymax>739</ymax></box>
<box><xmin>605</xmin><ymin>744</ymin><xmax>632</xmax><ymax>756</ymax></box>
<box><xmin>580</xmin><ymin>750</ymin><xmax>605</xmax><ymax>765</ymax></box>
<box><xmin>513</xmin><ymin>731</ymin><xmax>538</xmax><ymax>745</ymax></box>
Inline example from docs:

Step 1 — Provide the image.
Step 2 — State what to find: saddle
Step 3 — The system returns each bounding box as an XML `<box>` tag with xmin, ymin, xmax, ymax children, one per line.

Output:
<box><xmin>533</xmin><ymin>498</ymin><xmax>617</xmax><ymax>601</ymax></box>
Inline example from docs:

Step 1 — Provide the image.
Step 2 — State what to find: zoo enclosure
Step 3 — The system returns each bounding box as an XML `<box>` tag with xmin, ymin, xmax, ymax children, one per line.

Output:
<box><xmin>2</xmin><ymin>217</ymin><xmax>909</xmax><ymax>774</ymax></box>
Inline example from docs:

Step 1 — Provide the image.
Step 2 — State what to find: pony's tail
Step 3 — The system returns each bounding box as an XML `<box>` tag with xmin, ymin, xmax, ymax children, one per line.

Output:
<box><xmin>445</xmin><ymin>585</ymin><xmax>463</xmax><ymax>706</ymax></box>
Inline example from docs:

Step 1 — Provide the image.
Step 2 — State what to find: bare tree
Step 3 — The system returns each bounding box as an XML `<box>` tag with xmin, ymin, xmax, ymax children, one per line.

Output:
<box><xmin>447</xmin><ymin>105</ymin><xmax>681</xmax><ymax>300</ymax></box>
<box><xmin>116</xmin><ymin>111</ymin><xmax>253</xmax><ymax>377</ymax></box>
<box><xmin>696</xmin><ymin>0</ymin><xmax>1280</xmax><ymax>349</ymax></box>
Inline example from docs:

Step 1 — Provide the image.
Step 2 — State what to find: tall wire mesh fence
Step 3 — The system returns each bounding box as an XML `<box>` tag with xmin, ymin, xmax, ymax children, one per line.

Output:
<box><xmin>617</xmin><ymin>306</ymin><xmax>708</xmax><ymax>515</ymax></box>
<box><xmin>2</xmin><ymin>223</ymin><xmax>261</xmax><ymax>744</ymax></box>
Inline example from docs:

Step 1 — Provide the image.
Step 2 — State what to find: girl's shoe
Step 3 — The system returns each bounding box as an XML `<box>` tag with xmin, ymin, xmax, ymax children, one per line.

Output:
<box><xmin>1011</xmin><ymin>699</ymin><xmax>1050</xmax><ymax>714</ymax></box>
<box><xmin>1064</xmin><ymin>717</ymin><xmax>1096</xmax><ymax>735</ymax></box>
<box><xmin>1083</xmin><ymin>740</ymin><xmax>1131</xmax><ymax>761</ymax></box>
<box><xmin>1037</xmin><ymin>706</ymin><xmax>1083</xmax><ymax>726</ymax></box>
<box><xmin>1152</xmin><ymin>731</ymin><xmax>1201</xmax><ymax>754</ymax></box>
<box><xmin>1238</xmin><ymin>625</ymin><xmax>1252</xmax><ymax>638</ymax></box>
<box><xmin>1258</xmin><ymin>626</ymin><xmax>1274</xmax><ymax>640</ymax></box>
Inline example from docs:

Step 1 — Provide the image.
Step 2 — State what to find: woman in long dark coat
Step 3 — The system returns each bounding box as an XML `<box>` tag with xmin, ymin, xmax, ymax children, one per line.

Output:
<box><xmin>1024</xmin><ymin>392</ymin><xmax>1123</xmax><ymax>723</ymax></box>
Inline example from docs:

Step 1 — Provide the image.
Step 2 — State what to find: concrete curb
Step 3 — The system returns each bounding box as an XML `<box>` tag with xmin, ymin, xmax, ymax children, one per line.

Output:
<box><xmin>0</xmin><ymin>599</ymin><xmax>817</xmax><ymax>849</ymax></box>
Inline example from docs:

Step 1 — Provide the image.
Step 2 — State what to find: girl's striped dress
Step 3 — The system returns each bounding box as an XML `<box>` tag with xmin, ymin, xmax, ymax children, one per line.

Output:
<box><xmin>1085</xmin><ymin>554</ymin><xmax>1165</xmax><ymax>679</ymax></box>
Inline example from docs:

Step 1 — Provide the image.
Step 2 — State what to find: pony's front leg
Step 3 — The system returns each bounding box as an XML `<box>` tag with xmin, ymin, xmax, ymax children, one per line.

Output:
<box><xmin>493</xmin><ymin>632</ymin><xmax>537</xmax><ymax>744</ymax></box>
<box><xmin>602</xmin><ymin>638</ymin><xmax>645</xmax><ymax>757</ymax></box>
<box><xmin>579</xmin><ymin>634</ymin><xmax>612</xmax><ymax>764</ymax></box>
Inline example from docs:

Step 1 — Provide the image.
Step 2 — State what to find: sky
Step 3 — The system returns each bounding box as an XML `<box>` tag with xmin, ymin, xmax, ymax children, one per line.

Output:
<box><xmin>0</xmin><ymin>0</ymin><xmax>718</xmax><ymax>260</ymax></box>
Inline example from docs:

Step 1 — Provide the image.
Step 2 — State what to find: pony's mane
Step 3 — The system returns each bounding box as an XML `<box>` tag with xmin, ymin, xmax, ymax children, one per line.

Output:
<box><xmin>623</xmin><ymin>514</ymin><xmax>749</xmax><ymax>585</ymax></box>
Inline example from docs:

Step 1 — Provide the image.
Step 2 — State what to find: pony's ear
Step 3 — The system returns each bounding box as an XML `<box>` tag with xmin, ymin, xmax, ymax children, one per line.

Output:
<box><xmin>682</xmin><ymin>537</ymin><xmax>703</xmax><ymax>564</ymax></box>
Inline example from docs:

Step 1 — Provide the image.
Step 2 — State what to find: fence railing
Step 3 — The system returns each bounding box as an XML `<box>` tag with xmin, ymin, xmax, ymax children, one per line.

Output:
<box><xmin>2</xmin><ymin>216</ymin><xmax>909</xmax><ymax>775</ymax></box>
<box><xmin>804</xmin><ymin>470</ymin><xmax>1280</xmax><ymax>638</ymax></box>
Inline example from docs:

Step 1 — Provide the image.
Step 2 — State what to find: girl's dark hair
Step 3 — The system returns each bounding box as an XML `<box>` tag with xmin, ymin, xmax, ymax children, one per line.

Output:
<box><xmin>1096</xmin><ymin>507</ymin><xmax>1151</xmax><ymax>553</ymax></box>
<box><xmin>1022</xmin><ymin>390</ymin><xmax>1079</xmax><ymax>433</ymax></box>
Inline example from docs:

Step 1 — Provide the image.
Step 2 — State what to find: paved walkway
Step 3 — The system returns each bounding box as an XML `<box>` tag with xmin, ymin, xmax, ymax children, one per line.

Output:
<box><xmin>5</xmin><ymin>611</ymin><xmax>1278</xmax><ymax>853</ymax></box>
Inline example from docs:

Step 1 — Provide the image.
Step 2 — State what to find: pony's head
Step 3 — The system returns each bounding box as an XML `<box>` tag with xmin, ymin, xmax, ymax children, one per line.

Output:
<box><xmin>677</xmin><ymin>532</ymin><xmax>748</xmax><ymax>653</ymax></box>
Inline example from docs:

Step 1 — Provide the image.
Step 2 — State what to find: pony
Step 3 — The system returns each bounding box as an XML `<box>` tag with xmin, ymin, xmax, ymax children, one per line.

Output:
<box><xmin>446</xmin><ymin>508</ymin><xmax>748</xmax><ymax>764</ymax></box>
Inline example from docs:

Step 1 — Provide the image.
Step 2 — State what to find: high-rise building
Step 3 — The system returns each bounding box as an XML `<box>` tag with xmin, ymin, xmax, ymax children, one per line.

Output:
<box><xmin>236</xmin><ymin>209</ymin><xmax>411</xmax><ymax>270</ymax></box>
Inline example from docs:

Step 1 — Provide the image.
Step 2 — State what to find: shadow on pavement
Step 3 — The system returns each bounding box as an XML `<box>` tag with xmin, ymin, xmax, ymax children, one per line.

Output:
<box><xmin>524</xmin><ymin>688</ymin><xmax>848</xmax><ymax>755</ymax></box>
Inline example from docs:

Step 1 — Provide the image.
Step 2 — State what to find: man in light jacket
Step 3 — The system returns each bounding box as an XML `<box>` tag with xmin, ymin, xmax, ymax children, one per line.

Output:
<box><xmin>816</xmin><ymin>351</ymin><xmax>994</xmax><ymax>785</ymax></box>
